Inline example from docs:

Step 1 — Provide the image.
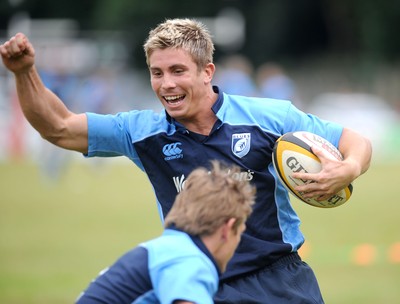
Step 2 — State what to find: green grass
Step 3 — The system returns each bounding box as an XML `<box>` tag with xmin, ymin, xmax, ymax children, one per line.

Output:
<box><xmin>0</xmin><ymin>158</ymin><xmax>162</xmax><ymax>304</ymax></box>
<box><xmin>0</xmin><ymin>157</ymin><xmax>399</xmax><ymax>303</ymax></box>
<box><xmin>293</xmin><ymin>159</ymin><xmax>400</xmax><ymax>304</ymax></box>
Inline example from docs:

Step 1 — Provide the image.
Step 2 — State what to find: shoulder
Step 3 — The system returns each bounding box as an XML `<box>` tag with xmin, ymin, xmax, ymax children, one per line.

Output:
<box><xmin>86</xmin><ymin>109</ymin><xmax>166</xmax><ymax>124</ymax></box>
<box><xmin>143</xmin><ymin>230</ymin><xmax>216</xmax><ymax>273</ymax></box>
<box><xmin>143</xmin><ymin>229</ymin><xmax>199</xmax><ymax>258</ymax></box>
<box><xmin>224</xmin><ymin>92</ymin><xmax>291</xmax><ymax>107</ymax></box>
<box><xmin>87</xmin><ymin>109</ymin><xmax>172</xmax><ymax>139</ymax></box>
<box><xmin>142</xmin><ymin>230</ymin><xmax>218</xmax><ymax>302</ymax></box>
<box><xmin>218</xmin><ymin>93</ymin><xmax>294</xmax><ymax>132</ymax></box>
<box><xmin>221</xmin><ymin>93</ymin><xmax>292</xmax><ymax>118</ymax></box>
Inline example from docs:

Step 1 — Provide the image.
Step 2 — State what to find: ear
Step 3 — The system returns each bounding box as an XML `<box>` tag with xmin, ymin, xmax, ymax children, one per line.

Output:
<box><xmin>203</xmin><ymin>63</ymin><xmax>215</xmax><ymax>84</ymax></box>
<box><xmin>221</xmin><ymin>218</ymin><xmax>237</xmax><ymax>241</ymax></box>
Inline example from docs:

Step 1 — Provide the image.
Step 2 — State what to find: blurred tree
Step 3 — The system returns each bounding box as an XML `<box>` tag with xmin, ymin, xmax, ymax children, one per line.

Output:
<box><xmin>1</xmin><ymin>0</ymin><xmax>399</xmax><ymax>66</ymax></box>
<box><xmin>244</xmin><ymin>0</ymin><xmax>329</xmax><ymax>66</ymax></box>
<box><xmin>321</xmin><ymin>0</ymin><xmax>400</xmax><ymax>61</ymax></box>
<box><xmin>90</xmin><ymin>0</ymin><xmax>229</xmax><ymax>68</ymax></box>
<box><xmin>0</xmin><ymin>1</ymin><xmax>13</xmax><ymax>30</ymax></box>
<box><xmin>356</xmin><ymin>0</ymin><xmax>400</xmax><ymax>61</ymax></box>
<box><xmin>4</xmin><ymin>0</ymin><xmax>99</xmax><ymax>29</ymax></box>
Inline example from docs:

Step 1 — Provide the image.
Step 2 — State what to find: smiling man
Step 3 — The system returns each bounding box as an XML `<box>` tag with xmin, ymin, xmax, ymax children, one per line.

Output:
<box><xmin>148</xmin><ymin>46</ymin><xmax>217</xmax><ymax>135</ymax></box>
<box><xmin>0</xmin><ymin>18</ymin><xmax>371</xmax><ymax>303</ymax></box>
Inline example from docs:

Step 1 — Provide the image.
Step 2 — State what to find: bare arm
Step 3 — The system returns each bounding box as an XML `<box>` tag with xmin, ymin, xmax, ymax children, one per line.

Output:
<box><xmin>0</xmin><ymin>33</ymin><xmax>88</xmax><ymax>153</ymax></box>
<box><xmin>337</xmin><ymin>127</ymin><xmax>372</xmax><ymax>177</ymax></box>
<box><xmin>293</xmin><ymin>127</ymin><xmax>372</xmax><ymax>200</ymax></box>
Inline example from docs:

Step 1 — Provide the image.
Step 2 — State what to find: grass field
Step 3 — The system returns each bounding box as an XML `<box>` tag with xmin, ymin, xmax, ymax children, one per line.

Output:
<box><xmin>0</xmin><ymin>156</ymin><xmax>399</xmax><ymax>303</ymax></box>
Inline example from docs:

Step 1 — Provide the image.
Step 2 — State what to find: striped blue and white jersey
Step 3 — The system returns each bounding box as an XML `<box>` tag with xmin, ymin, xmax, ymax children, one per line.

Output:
<box><xmin>85</xmin><ymin>86</ymin><xmax>343</xmax><ymax>281</ymax></box>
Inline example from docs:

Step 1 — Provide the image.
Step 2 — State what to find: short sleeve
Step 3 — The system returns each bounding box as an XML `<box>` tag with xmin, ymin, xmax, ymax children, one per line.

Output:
<box><xmin>283</xmin><ymin>104</ymin><xmax>344</xmax><ymax>147</ymax></box>
<box><xmin>86</xmin><ymin>112</ymin><xmax>137</xmax><ymax>158</ymax></box>
<box><xmin>153</xmin><ymin>256</ymin><xmax>218</xmax><ymax>304</ymax></box>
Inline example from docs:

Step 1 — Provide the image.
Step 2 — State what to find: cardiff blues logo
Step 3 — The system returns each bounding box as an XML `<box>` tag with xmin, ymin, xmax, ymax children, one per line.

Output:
<box><xmin>231</xmin><ymin>133</ymin><xmax>251</xmax><ymax>158</ymax></box>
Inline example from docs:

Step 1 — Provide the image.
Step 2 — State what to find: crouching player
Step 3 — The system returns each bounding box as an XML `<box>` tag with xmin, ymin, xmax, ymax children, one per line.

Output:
<box><xmin>76</xmin><ymin>160</ymin><xmax>255</xmax><ymax>304</ymax></box>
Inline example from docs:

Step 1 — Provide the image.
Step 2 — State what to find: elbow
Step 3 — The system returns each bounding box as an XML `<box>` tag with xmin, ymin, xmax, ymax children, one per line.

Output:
<box><xmin>40</xmin><ymin>132</ymin><xmax>64</xmax><ymax>147</ymax></box>
<box><xmin>363</xmin><ymin>137</ymin><xmax>373</xmax><ymax>172</ymax></box>
<box><xmin>38</xmin><ymin>123</ymin><xmax>68</xmax><ymax>147</ymax></box>
<box><xmin>39</xmin><ymin>125</ymin><xmax>88</xmax><ymax>154</ymax></box>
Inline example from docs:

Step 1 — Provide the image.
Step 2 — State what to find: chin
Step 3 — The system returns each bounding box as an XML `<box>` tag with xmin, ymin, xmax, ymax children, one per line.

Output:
<box><xmin>166</xmin><ymin>109</ymin><xmax>187</xmax><ymax>120</ymax></box>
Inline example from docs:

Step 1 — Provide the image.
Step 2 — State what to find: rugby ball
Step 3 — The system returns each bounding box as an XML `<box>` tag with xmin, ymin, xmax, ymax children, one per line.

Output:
<box><xmin>272</xmin><ymin>131</ymin><xmax>353</xmax><ymax>208</ymax></box>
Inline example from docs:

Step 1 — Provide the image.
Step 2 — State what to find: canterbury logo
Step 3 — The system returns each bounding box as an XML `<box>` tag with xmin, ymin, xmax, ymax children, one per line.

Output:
<box><xmin>163</xmin><ymin>142</ymin><xmax>183</xmax><ymax>161</ymax></box>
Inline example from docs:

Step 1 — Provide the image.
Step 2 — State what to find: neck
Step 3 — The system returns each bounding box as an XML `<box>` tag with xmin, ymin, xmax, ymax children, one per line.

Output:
<box><xmin>201</xmin><ymin>232</ymin><xmax>226</xmax><ymax>273</ymax></box>
<box><xmin>182</xmin><ymin>114</ymin><xmax>217</xmax><ymax>135</ymax></box>
<box><xmin>178</xmin><ymin>88</ymin><xmax>218</xmax><ymax>135</ymax></box>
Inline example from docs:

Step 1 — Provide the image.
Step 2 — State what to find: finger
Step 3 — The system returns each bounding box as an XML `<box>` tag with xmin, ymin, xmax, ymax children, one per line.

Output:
<box><xmin>5</xmin><ymin>34</ymin><xmax>28</xmax><ymax>57</ymax></box>
<box><xmin>294</xmin><ymin>179</ymin><xmax>320</xmax><ymax>194</ymax></box>
<box><xmin>301</xmin><ymin>190</ymin><xmax>332</xmax><ymax>201</ymax></box>
<box><xmin>311</xmin><ymin>144</ymin><xmax>338</xmax><ymax>162</ymax></box>
<box><xmin>291</xmin><ymin>171</ymin><xmax>319</xmax><ymax>182</ymax></box>
<box><xmin>0</xmin><ymin>44</ymin><xmax>7</xmax><ymax>57</ymax></box>
<box><xmin>24</xmin><ymin>40</ymin><xmax>35</xmax><ymax>57</ymax></box>
<box><xmin>311</xmin><ymin>145</ymin><xmax>327</xmax><ymax>160</ymax></box>
<box><xmin>16</xmin><ymin>33</ymin><xmax>34</xmax><ymax>57</ymax></box>
<box><xmin>316</xmin><ymin>194</ymin><xmax>332</xmax><ymax>201</ymax></box>
<box><xmin>10</xmin><ymin>36</ymin><xmax>25</xmax><ymax>56</ymax></box>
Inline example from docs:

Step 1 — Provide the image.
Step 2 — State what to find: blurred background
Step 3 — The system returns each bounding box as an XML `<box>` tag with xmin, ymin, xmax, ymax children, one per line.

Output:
<box><xmin>0</xmin><ymin>0</ymin><xmax>399</xmax><ymax>163</ymax></box>
<box><xmin>0</xmin><ymin>0</ymin><xmax>399</xmax><ymax>303</ymax></box>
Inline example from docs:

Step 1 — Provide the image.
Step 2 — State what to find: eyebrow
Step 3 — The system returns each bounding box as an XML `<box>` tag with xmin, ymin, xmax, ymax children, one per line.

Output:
<box><xmin>150</xmin><ymin>63</ymin><xmax>188</xmax><ymax>71</ymax></box>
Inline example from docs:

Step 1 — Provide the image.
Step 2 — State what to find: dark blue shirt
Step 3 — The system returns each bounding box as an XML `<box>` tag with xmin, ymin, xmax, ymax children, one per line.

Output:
<box><xmin>76</xmin><ymin>228</ymin><xmax>219</xmax><ymax>303</ymax></box>
<box><xmin>86</xmin><ymin>86</ymin><xmax>343</xmax><ymax>281</ymax></box>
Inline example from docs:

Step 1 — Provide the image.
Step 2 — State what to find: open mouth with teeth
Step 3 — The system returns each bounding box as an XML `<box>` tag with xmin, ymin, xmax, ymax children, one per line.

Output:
<box><xmin>164</xmin><ymin>95</ymin><xmax>185</xmax><ymax>104</ymax></box>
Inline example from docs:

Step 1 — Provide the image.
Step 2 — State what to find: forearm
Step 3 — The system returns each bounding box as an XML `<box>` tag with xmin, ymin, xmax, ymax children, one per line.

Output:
<box><xmin>339</xmin><ymin>128</ymin><xmax>372</xmax><ymax>179</ymax></box>
<box><xmin>14</xmin><ymin>65</ymin><xmax>73</xmax><ymax>142</ymax></box>
<box><xmin>1</xmin><ymin>33</ymin><xmax>88</xmax><ymax>152</ymax></box>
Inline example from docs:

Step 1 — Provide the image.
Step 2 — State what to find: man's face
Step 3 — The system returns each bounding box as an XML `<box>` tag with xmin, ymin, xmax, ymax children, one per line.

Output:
<box><xmin>148</xmin><ymin>48</ymin><xmax>212</xmax><ymax>121</ymax></box>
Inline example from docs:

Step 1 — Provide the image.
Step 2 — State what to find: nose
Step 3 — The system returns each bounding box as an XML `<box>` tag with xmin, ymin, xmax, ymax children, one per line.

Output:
<box><xmin>161</xmin><ymin>73</ymin><xmax>176</xmax><ymax>89</ymax></box>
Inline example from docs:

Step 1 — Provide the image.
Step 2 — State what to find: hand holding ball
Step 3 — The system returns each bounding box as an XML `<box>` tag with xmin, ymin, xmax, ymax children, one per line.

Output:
<box><xmin>272</xmin><ymin>131</ymin><xmax>353</xmax><ymax>208</ymax></box>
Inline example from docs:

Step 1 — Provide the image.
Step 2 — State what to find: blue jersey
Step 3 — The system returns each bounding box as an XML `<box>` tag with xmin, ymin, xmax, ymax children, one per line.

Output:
<box><xmin>86</xmin><ymin>86</ymin><xmax>343</xmax><ymax>281</ymax></box>
<box><xmin>76</xmin><ymin>228</ymin><xmax>219</xmax><ymax>304</ymax></box>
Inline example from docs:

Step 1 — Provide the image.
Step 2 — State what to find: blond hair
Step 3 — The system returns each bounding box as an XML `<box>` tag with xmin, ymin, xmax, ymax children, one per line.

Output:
<box><xmin>143</xmin><ymin>18</ymin><xmax>215</xmax><ymax>69</ymax></box>
<box><xmin>164</xmin><ymin>161</ymin><xmax>255</xmax><ymax>236</ymax></box>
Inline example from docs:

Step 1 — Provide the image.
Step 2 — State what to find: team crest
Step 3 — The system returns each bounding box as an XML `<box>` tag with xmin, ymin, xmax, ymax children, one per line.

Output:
<box><xmin>231</xmin><ymin>133</ymin><xmax>251</xmax><ymax>158</ymax></box>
